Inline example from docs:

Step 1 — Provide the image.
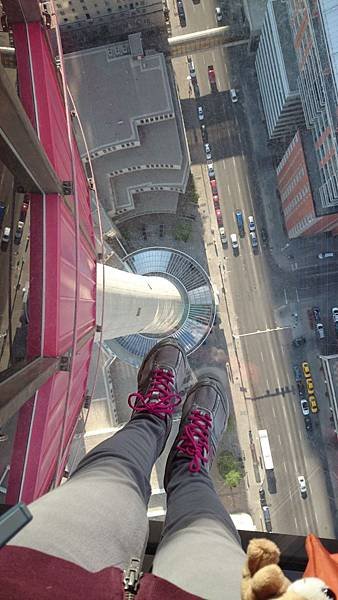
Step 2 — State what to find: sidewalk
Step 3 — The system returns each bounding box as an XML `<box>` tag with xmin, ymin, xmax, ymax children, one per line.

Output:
<box><xmin>240</xmin><ymin>57</ymin><xmax>338</xmax><ymax>273</ymax></box>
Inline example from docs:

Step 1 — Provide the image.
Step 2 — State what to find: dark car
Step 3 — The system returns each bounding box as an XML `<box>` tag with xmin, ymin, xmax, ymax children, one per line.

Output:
<box><xmin>304</xmin><ymin>416</ymin><xmax>313</xmax><ymax>432</ymax></box>
<box><xmin>177</xmin><ymin>0</ymin><xmax>186</xmax><ymax>25</ymax></box>
<box><xmin>312</xmin><ymin>307</ymin><xmax>321</xmax><ymax>323</ymax></box>
<box><xmin>297</xmin><ymin>381</ymin><xmax>306</xmax><ymax>398</ymax></box>
<box><xmin>262</xmin><ymin>506</ymin><xmax>272</xmax><ymax>533</ymax></box>
<box><xmin>292</xmin><ymin>336</ymin><xmax>306</xmax><ymax>348</ymax></box>
<box><xmin>293</xmin><ymin>365</ymin><xmax>302</xmax><ymax>382</ymax></box>
<box><xmin>259</xmin><ymin>487</ymin><xmax>266</xmax><ymax>506</ymax></box>
<box><xmin>260</xmin><ymin>227</ymin><xmax>268</xmax><ymax>244</ymax></box>
<box><xmin>201</xmin><ymin>124</ymin><xmax>208</xmax><ymax>143</ymax></box>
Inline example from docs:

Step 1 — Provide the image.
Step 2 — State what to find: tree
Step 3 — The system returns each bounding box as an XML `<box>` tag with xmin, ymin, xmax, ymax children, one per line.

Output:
<box><xmin>224</xmin><ymin>469</ymin><xmax>242</xmax><ymax>488</ymax></box>
<box><xmin>217</xmin><ymin>451</ymin><xmax>244</xmax><ymax>488</ymax></box>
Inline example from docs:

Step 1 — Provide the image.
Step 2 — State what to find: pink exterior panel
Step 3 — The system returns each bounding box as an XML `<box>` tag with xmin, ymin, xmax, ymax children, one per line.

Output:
<box><xmin>7</xmin><ymin>17</ymin><xmax>97</xmax><ymax>503</ymax></box>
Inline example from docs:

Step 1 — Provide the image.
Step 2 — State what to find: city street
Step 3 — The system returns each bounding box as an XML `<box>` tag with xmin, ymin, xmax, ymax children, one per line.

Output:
<box><xmin>170</xmin><ymin>0</ymin><xmax>336</xmax><ymax>536</ymax></box>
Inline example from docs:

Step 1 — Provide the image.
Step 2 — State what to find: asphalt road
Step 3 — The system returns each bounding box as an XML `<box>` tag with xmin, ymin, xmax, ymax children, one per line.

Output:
<box><xmin>171</xmin><ymin>0</ymin><xmax>335</xmax><ymax>537</ymax></box>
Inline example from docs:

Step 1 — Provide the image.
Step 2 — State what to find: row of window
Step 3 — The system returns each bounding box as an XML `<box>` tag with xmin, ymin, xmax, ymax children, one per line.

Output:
<box><xmin>281</xmin><ymin>165</ymin><xmax>306</xmax><ymax>199</ymax></box>
<box><xmin>111</xmin><ymin>163</ymin><xmax>177</xmax><ymax>175</ymax></box>
<box><xmin>57</xmin><ymin>0</ymin><xmax>145</xmax><ymax>7</ymax></box>
<box><xmin>276</xmin><ymin>132</ymin><xmax>300</xmax><ymax>174</ymax></box>
<box><xmin>289</xmin><ymin>212</ymin><xmax>315</xmax><ymax>238</ymax></box>
<box><xmin>88</xmin><ymin>141</ymin><xmax>139</xmax><ymax>160</ymax></box>
<box><xmin>283</xmin><ymin>184</ymin><xmax>310</xmax><ymax>217</ymax></box>
<box><xmin>137</xmin><ymin>113</ymin><xmax>174</xmax><ymax>125</ymax></box>
<box><xmin>132</xmin><ymin>185</ymin><xmax>181</xmax><ymax>193</ymax></box>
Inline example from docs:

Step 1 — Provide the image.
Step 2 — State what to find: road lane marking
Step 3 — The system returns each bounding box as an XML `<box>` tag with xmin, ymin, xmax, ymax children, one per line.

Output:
<box><xmin>227</xmin><ymin>183</ymin><xmax>230</xmax><ymax>194</ymax></box>
<box><xmin>272</xmin><ymin>405</ymin><xmax>276</xmax><ymax>418</ymax></box>
<box><xmin>283</xmin><ymin>461</ymin><xmax>287</xmax><ymax>474</ymax></box>
<box><xmin>222</xmin><ymin>159</ymin><xmax>227</xmax><ymax>170</ymax></box>
<box><xmin>233</xmin><ymin>326</ymin><xmax>290</xmax><ymax>338</ymax></box>
<box><xmin>260</xmin><ymin>351</ymin><xmax>264</xmax><ymax>362</ymax></box>
<box><xmin>296</xmin><ymin>288</ymin><xmax>299</xmax><ymax>302</ymax></box>
<box><xmin>266</xmin><ymin>378</ymin><xmax>270</xmax><ymax>388</ymax></box>
<box><xmin>284</xmin><ymin>288</ymin><xmax>288</xmax><ymax>304</ymax></box>
<box><xmin>294</xmin><ymin>515</ymin><xmax>298</xmax><ymax>528</ymax></box>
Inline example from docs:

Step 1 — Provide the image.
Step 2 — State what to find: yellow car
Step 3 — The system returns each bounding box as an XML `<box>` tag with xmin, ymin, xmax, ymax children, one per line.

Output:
<box><xmin>302</xmin><ymin>362</ymin><xmax>311</xmax><ymax>379</ymax></box>
<box><xmin>306</xmin><ymin>378</ymin><xmax>314</xmax><ymax>395</ymax></box>
<box><xmin>308</xmin><ymin>395</ymin><xmax>318</xmax><ymax>414</ymax></box>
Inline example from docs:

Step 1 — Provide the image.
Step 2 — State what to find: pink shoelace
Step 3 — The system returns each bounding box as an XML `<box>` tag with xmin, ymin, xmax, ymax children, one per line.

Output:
<box><xmin>128</xmin><ymin>368</ymin><xmax>181</xmax><ymax>417</ymax></box>
<box><xmin>177</xmin><ymin>409</ymin><xmax>212</xmax><ymax>473</ymax></box>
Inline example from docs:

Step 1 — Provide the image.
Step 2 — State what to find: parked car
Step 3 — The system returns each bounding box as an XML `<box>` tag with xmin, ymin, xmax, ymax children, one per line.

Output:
<box><xmin>1</xmin><ymin>226</ymin><xmax>11</xmax><ymax>249</ymax></box>
<box><xmin>207</xmin><ymin>65</ymin><xmax>216</xmax><ymax>89</ymax></box>
<box><xmin>300</xmin><ymin>398</ymin><xmax>310</xmax><ymax>417</ymax></box>
<box><xmin>207</xmin><ymin>163</ymin><xmax>215</xmax><ymax>180</ymax></box>
<box><xmin>332</xmin><ymin>307</ymin><xmax>338</xmax><ymax>322</ymax></box>
<box><xmin>308</xmin><ymin>395</ymin><xmax>318</xmax><ymax>414</ymax></box>
<box><xmin>197</xmin><ymin>106</ymin><xmax>204</xmax><ymax>121</ymax></box>
<box><xmin>298</xmin><ymin>475</ymin><xmax>307</xmax><ymax>499</ymax></box>
<box><xmin>318</xmin><ymin>252</ymin><xmax>334</xmax><ymax>259</ymax></box>
<box><xmin>259</xmin><ymin>488</ymin><xmax>267</xmax><ymax>507</ymax></box>
<box><xmin>215</xmin><ymin>6</ymin><xmax>223</xmax><ymax>22</ymax></box>
<box><xmin>187</xmin><ymin>56</ymin><xmax>196</xmax><ymax>79</ymax></box>
<box><xmin>210</xmin><ymin>180</ymin><xmax>218</xmax><ymax>195</ymax></box>
<box><xmin>262</xmin><ymin>506</ymin><xmax>272</xmax><ymax>533</ymax></box>
<box><xmin>201</xmin><ymin>124</ymin><xmax>208</xmax><ymax>143</ymax></box>
<box><xmin>297</xmin><ymin>382</ymin><xmax>306</xmax><ymax>398</ymax></box>
<box><xmin>177</xmin><ymin>0</ymin><xmax>186</xmax><ymax>25</ymax></box>
<box><xmin>250</xmin><ymin>231</ymin><xmax>258</xmax><ymax>251</ymax></box>
<box><xmin>0</xmin><ymin>202</ymin><xmax>6</xmax><ymax>227</ymax></box>
<box><xmin>20</xmin><ymin>201</ymin><xmax>29</xmax><ymax>221</ymax></box>
<box><xmin>293</xmin><ymin>365</ymin><xmax>302</xmax><ymax>382</ymax></box>
<box><xmin>204</xmin><ymin>143</ymin><xmax>212</xmax><ymax>160</ymax></box>
<box><xmin>14</xmin><ymin>221</ymin><xmax>24</xmax><ymax>245</ymax></box>
<box><xmin>230</xmin><ymin>88</ymin><xmax>238</xmax><ymax>103</ymax></box>
<box><xmin>215</xmin><ymin>209</ymin><xmax>223</xmax><ymax>226</ymax></box>
<box><xmin>312</xmin><ymin>307</ymin><xmax>321</xmax><ymax>323</ymax></box>
<box><xmin>219</xmin><ymin>226</ymin><xmax>227</xmax><ymax>247</ymax></box>
<box><xmin>316</xmin><ymin>323</ymin><xmax>325</xmax><ymax>339</ymax></box>
<box><xmin>302</xmin><ymin>362</ymin><xmax>311</xmax><ymax>379</ymax></box>
<box><xmin>213</xmin><ymin>195</ymin><xmax>220</xmax><ymax>210</ymax></box>
<box><xmin>235</xmin><ymin>210</ymin><xmax>244</xmax><ymax>236</ymax></box>
<box><xmin>292</xmin><ymin>336</ymin><xmax>306</xmax><ymax>347</ymax></box>
<box><xmin>306</xmin><ymin>378</ymin><xmax>314</xmax><ymax>395</ymax></box>
<box><xmin>248</xmin><ymin>215</ymin><xmax>255</xmax><ymax>232</ymax></box>
<box><xmin>304</xmin><ymin>416</ymin><xmax>313</xmax><ymax>432</ymax></box>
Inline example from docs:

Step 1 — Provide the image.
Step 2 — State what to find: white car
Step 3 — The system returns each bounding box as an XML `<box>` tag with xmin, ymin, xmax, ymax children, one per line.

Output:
<box><xmin>250</xmin><ymin>231</ymin><xmax>258</xmax><ymax>249</ymax></box>
<box><xmin>248</xmin><ymin>216</ymin><xmax>255</xmax><ymax>232</ymax></box>
<box><xmin>215</xmin><ymin>6</ymin><xmax>223</xmax><ymax>22</ymax></box>
<box><xmin>204</xmin><ymin>143</ymin><xmax>212</xmax><ymax>160</ymax></box>
<box><xmin>207</xmin><ymin>163</ymin><xmax>215</xmax><ymax>179</ymax></box>
<box><xmin>230</xmin><ymin>233</ymin><xmax>238</xmax><ymax>249</ymax></box>
<box><xmin>298</xmin><ymin>475</ymin><xmax>307</xmax><ymax>498</ymax></box>
<box><xmin>197</xmin><ymin>106</ymin><xmax>204</xmax><ymax>121</ymax></box>
<box><xmin>187</xmin><ymin>57</ymin><xmax>196</xmax><ymax>78</ymax></box>
<box><xmin>300</xmin><ymin>398</ymin><xmax>310</xmax><ymax>417</ymax></box>
<box><xmin>316</xmin><ymin>322</ymin><xmax>325</xmax><ymax>339</ymax></box>
<box><xmin>1</xmin><ymin>226</ymin><xmax>10</xmax><ymax>244</ymax></box>
<box><xmin>230</xmin><ymin>88</ymin><xmax>238</xmax><ymax>103</ymax></box>
<box><xmin>318</xmin><ymin>252</ymin><xmax>334</xmax><ymax>259</ymax></box>
<box><xmin>332</xmin><ymin>307</ymin><xmax>338</xmax><ymax>322</ymax></box>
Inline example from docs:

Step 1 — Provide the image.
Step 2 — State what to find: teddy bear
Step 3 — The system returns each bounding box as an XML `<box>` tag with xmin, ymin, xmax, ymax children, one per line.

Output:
<box><xmin>241</xmin><ymin>537</ymin><xmax>336</xmax><ymax>600</ymax></box>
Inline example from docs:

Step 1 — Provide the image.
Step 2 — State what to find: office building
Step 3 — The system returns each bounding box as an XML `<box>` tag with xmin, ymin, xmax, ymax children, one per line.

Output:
<box><xmin>65</xmin><ymin>33</ymin><xmax>190</xmax><ymax>223</ymax></box>
<box><xmin>255</xmin><ymin>0</ymin><xmax>304</xmax><ymax>139</ymax></box>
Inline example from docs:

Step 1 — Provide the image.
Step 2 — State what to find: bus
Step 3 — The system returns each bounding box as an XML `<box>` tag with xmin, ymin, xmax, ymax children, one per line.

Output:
<box><xmin>258</xmin><ymin>429</ymin><xmax>277</xmax><ymax>494</ymax></box>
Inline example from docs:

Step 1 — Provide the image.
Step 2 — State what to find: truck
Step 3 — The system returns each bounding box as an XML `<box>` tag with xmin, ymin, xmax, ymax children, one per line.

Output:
<box><xmin>207</xmin><ymin>65</ymin><xmax>217</xmax><ymax>91</ymax></box>
<box><xmin>258</xmin><ymin>429</ymin><xmax>277</xmax><ymax>494</ymax></box>
<box><xmin>235</xmin><ymin>210</ymin><xmax>244</xmax><ymax>237</ymax></box>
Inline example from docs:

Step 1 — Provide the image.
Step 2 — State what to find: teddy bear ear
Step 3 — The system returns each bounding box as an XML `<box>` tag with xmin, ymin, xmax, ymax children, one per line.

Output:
<box><xmin>323</xmin><ymin>588</ymin><xmax>336</xmax><ymax>599</ymax></box>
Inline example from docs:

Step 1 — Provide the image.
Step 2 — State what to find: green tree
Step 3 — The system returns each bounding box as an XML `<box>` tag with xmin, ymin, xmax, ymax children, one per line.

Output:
<box><xmin>217</xmin><ymin>451</ymin><xmax>244</xmax><ymax>488</ymax></box>
<box><xmin>174</xmin><ymin>221</ymin><xmax>192</xmax><ymax>242</ymax></box>
<box><xmin>224</xmin><ymin>469</ymin><xmax>242</xmax><ymax>488</ymax></box>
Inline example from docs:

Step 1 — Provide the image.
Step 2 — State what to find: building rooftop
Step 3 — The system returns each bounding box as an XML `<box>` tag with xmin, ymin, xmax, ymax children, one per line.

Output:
<box><xmin>301</xmin><ymin>129</ymin><xmax>338</xmax><ymax>217</ymax></box>
<box><xmin>64</xmin><ymin>47</ymin><xmax>173</xmax><ymax>150</ymax></box>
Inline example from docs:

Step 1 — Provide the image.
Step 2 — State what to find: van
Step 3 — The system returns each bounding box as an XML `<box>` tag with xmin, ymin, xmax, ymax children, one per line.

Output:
<box><xmin>215</xmin><ymin>6</ymin><xmax>223</xmax><ymax>22</ymax></box>
<box><xmin>318</xmin><ymin>252</ymin><xmax>333</xmax><ymax>259</ymax></box>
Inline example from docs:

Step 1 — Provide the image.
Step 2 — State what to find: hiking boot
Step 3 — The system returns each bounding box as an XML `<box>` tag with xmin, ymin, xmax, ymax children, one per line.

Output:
<box><xmin>128</xmin><ymin>338</ymin><xmax>188</xmax><ymax>425</ymax></box>
<box><xmin>164</xmin><ymin>376</ymin><xmax>229</xmax><ymax>487</ymax></box>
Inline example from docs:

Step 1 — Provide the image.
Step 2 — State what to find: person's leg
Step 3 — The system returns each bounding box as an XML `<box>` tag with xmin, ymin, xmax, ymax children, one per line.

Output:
<box><xmin>153</xmin><ymin>378</ymin><xmax>246</xmax><ymax>599</ymax></box>
<box><xmin>8</xmin><ymin>338</ymin><xmax>188</xmax><ymax>573</ymax></box>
